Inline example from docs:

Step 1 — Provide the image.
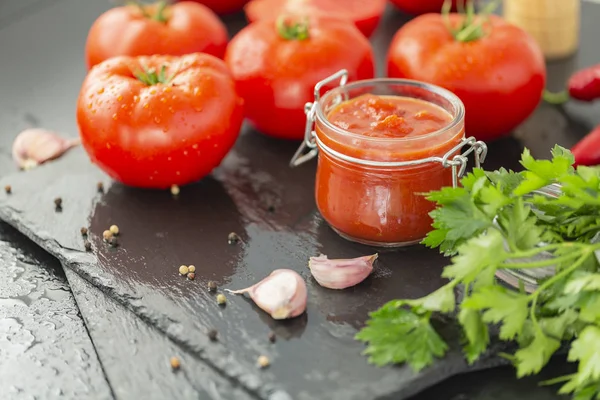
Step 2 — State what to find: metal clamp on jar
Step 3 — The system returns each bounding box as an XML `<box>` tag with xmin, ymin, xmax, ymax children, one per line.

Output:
<box><xmin>291</xmin><ymin>70</ymin><xmax>487</xmax><ymax>247</ymax></box>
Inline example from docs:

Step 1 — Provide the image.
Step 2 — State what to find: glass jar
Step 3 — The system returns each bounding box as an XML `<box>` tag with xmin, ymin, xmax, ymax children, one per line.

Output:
<box><xmin>291</xmin><ymin>70</ymin><xmax>487</xmax><ymax>247</ymax></box>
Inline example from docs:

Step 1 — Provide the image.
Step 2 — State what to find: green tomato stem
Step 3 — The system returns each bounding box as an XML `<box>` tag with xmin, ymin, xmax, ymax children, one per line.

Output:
<box><xmin>128</xmin><ymin>1</ymin><xmax>169</xmax><ymax>23</ymax></box>
<box><xmin>153</xmin><ymin>1</ymin><xmax>169</xmax><ymax>23</ymax></box>
<box><xmin>542</xmin><ymin>90</ymin><xmax>570</xmax><ymax>105</ymax></box>
<box><xmin>134</xmin><ymin>64</ymin><xmax>175</xmax><ymax>86</ymax></box>
<box><xmin>444</xmin><ymin>0</ymin><xmax>501</xmax><ymax>43</ymax></box>
<box><xmin>276</xmin><ymin>16</ymin><xmax>310</xmax><ymax>41</ymax></box>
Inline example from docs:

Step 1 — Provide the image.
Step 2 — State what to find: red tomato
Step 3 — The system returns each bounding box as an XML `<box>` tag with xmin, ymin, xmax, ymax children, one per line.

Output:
<box><xmin>85</xmin><ymin>1</ymin><xmax>228</xmax><ymax>69</ymax></box>
<box><xmin>244</xmin><ymin>0</ymin><xmax>386</xmax><ymax>37</ymax></box>
<box><xmin>179</xmin><ymin>0</ymin><xmax>250</xmax><ymax>14</ymax></box>
<box><xmin>387</xmin><ymin>14</ymin><xmax>546</xmax><ymax>142</ymax></box>
<box><xmin>225</xmin><ymin>16</ymin><xmax>375</xmax><ymax>140</ymax></box>
<box><xmin>76</xmin><ymin>54</ymin><xmax>244</xmax><ymax>188</ymax></box>
<box><xmin>389</xmin><ymin>0</ymin><xmax>458</xmax><ymax>15</ymax></box>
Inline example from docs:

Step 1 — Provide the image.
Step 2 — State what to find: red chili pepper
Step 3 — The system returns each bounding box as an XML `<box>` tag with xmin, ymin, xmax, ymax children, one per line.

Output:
<box><xmin>543</xmin><ymin>63</ymin><xmax>600</xmax><ymax>105</ymax></box>
<box><xmin>571</xmin><ymin>124</ymin><xmax>600</xmax><ymax>167</ymax></box>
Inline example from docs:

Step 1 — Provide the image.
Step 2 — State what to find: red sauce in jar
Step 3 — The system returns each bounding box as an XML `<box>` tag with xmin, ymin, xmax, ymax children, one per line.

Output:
<box><xmin>315</xmin><ymin>93</ymin><xmax>463</xmax><ymax>245</ymax></box>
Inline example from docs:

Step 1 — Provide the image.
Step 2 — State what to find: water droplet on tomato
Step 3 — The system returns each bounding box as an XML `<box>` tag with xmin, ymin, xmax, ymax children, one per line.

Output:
<box><xmin>183</xmin><ymin>150</ymin><xmax>188</xmax><ymax>156</ymax></box>
<box><xmin>117</xmin><ymin>95</ymin><xmax>123</xmax><ymax>102</ymax></box>
<box><xmin>162</xmin><ymin>127</ymin><xmax>168</xmax><ymax>133</ymax></box>
<box><xmin>164</xmin><ymin>87</ymin><xmax>172</xmax><ymax>92</ymax></box>
<box><xmin>87</xmin><ymin>103</ymin><xmax>93</xmax><ymax>109</ymax></box>
<box><xmin>167</xmin><ymin>157</ymin><xmax>172</xmax><ymax>161</ymax></box>
<box><xmin>168</xmin><ymin>107</ymin><xmax>175</xmax><ymax>113</ymax></box>
<box><xmin>143</xmin><ymin>104</ymin><xmax>149</xmax><ymax>109</ymax></box>
<box><xmin>194</xmin><ymin>107</ymin><xmax>203</xmax><ymax>112</ymax></box>
<box><xmin>176</xmin><ymin>171</ymin><xmax>180</xmax><ymax>176</ymax></box>
<box><xmin>154</xmin><ymin>117</ymin><xmax>161</xmax><ymax>124</ymax></box>
<box><xmin>106</xmin><ymin>143</ymin><xmax>111</xmax><ymax>149</ymax></box>
<box><xmin>160</xmin><ymin>97</ymin><xmax>166</xmax><ymax>103</ymax></box>
<box><xmin>192</xmin><ymin>144</ymin><xmax>198</xmax><ymax>149</ymax></box>
<box><xmin>91</xmin><ymin>110</ymin><xmax>96</xmax><ymax>114</ymax></box>
<box><xmin>121</xmin><ymin>104</ymin><xmax>128</xmax><ymax>110</ymax></box>
<box><xmin>97</xmin><ymin>88</ymin><xmax>105</xmax><ymax>94</ymax></box>
<box><xmin>134</xmin><ymin>96</ymin><xmax>140</xmax><ymax>103</ymax></box>
<box><xmin>150</xmin><ymin>89</ymin><xmax>157</xmax><ymax>95</ymax></box>
<box><xmin>112</xmin><ymin>113</ymin><xmax>118</xmax><ymax>120</ymax></box>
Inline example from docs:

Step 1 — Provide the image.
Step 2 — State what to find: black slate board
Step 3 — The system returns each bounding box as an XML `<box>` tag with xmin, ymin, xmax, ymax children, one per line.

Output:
<box><xmin>0</xmin><ymin>222</ymin><xmax>112</xmax><ymax>399</ymax></box>
<box><xmin>1</xmin><ymin>0</ymin><xmax>600</xmax><ymax>399</ymax></box>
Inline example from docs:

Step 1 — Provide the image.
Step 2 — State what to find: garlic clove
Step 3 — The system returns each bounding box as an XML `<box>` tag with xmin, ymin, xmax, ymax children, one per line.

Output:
<box><xmin>308</xmin><ymin>253</ymin><xmax>378</xmax><ymax>290</ymax></box>
<box><xmin>12</xmin><ymin>128</ymin><xmax>80</xmax><ymax>170</ymax></box>
<box><xmin>226</xmin><ymin>269</ymin><xmax>307</xmax><ymax>320</ymax></box>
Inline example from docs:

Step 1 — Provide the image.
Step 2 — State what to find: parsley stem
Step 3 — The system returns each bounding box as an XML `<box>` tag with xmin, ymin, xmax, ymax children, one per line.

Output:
<box><xmin>508</xmin><ymin>243</ymin><xmax>584</xmax><ymax>260</ymax></box>
<box><xmin>528</xmin><ymin>250</ymin><xmax>592</xmax><ymax>335</ymax></box>
<box><xmin>499</xmin><ymin>251</ymin><xmax>583</xmax><ymax>269</ymax></box>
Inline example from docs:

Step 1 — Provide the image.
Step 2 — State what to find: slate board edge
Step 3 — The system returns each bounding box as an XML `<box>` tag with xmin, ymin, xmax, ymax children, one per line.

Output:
<box><xmin>0</xmin><ymin>206</ymin><xmax>283</xmax><ymax>400</ymax></box>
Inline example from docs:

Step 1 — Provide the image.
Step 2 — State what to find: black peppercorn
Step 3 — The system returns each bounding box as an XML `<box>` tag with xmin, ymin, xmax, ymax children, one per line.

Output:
<box><xmin>208</xmin><ymin>281</ymin><xmax>217</xmax><ymax>292</ymax></box>
<box><xmin>268</xmin><ymin>332</ymin><xmax>276</xmax><ymax>343</ymax></box>
<box><xmin>109</xmin><ymin>237</ymin><xmax>119</xmax><ymax>247</ymax></box>
<box><xmin>84</xmin><ymin>241</ymin><xmax>92</xmax><ymax>251</ymax></box>
<box><xmin>267</xmin><ymin>205</ymin><xmax>275</xmax><ymax>213</ymax></box>
<box><xmin>228</xmin><ymin>232</ymin><xmax>240</xmax><ymax>244</ymax></box>
<box><xmin>97</xmin><ymin>182</ymin><xmax>104</xmax><ymax>193</ymax></box>
<box><xmin>81</xmin><ymin>227</ymin><xmax>88</xmax><ymax>236</ymax></box>
<box><xmin>208</xmin><ymin>329</ymin><xmax>218</xmax><ymax>341</ymax></box>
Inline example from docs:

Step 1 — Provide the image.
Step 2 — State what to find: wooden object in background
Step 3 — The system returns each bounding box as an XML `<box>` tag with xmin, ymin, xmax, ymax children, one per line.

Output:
<box><xmin>503</xmin><ymin>0</ymin><xmax>580</xmax><ymax>60</ymax></box>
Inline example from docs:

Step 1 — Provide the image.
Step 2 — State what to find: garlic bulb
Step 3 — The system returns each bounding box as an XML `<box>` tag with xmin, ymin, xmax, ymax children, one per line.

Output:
<box><xmin>226</xmin><ymin>269</ymin><xmax>307</xmax><ymax>320</ymax></box>
<box><xmin>308</xmin><ymin>254</ymin><xmax>378</xmax><ymax>289</ymax></box>
<box><xmin>12</xmin><ymin>128</ymin><xmax>79</xmax><ymax>170</ymax></box>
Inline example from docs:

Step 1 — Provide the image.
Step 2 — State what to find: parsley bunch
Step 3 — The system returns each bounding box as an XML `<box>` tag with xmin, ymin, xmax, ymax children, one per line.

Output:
<box><xmin>356</xmin><ymin>146</ymin><xmax>600</xmax><ymax>399</ymax></box>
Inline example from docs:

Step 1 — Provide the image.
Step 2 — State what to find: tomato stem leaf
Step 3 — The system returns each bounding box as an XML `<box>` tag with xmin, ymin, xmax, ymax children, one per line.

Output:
<box><xmin>276</xmin><ymin>16</ymin><xmax>310</xmax><ymax>41</ymax></box>
<box><xmin>445</xmin><ymin>0</ymin><xmax>500</xmax><ymax>43</ymax></box>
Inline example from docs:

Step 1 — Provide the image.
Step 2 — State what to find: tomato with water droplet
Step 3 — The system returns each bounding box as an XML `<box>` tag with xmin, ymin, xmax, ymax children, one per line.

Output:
<box><xmin>77</xmin><ymin>53</ymin><xmax>244</xmax><ymax>188</ymax></box>
<box><xmin>225</xmin><ymin>16</ymin><xmax>374</xmax><ymax>139</ymax></box>
<box><xmin>85</xmin><ymin>1</ymin><xmax>228</xmax><ymax>69</ymax></box>
<box><xmin>387</xmin><ymin>13</ymin><xmax>546</xmax><ymax>141</ymax></box>
<box><xmin>244</xmin><ymin>0</ymin><xmax>386</xmax><ymax>37</ymax></box>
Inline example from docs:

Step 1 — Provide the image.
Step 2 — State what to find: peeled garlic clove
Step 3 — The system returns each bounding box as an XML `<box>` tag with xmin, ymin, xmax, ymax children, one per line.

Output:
<box><xmin>308</xmin><ymin>254</ymin><xmax>378</xmax><ymax>290</ymax></box>
<box><xmin>226</xmin><ymin>269</ymin><xmax>307</xmax><ymax>320</ymax></box>
<box><xmin>12</xmin><ymin>128</ymin><xmax>80</xmax><ymax>170</ymax></box>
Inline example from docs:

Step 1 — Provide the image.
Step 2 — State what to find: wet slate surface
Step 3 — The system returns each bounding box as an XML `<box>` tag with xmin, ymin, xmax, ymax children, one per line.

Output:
<box><xmin>0</xmin><ymin>222</ymin><xmax>112</xmax><ymax>400</ymax></box>
<box><xmin>1</xmin><ymin>0</ymin><xmax>600</xmax><ymax>399</ymax></box>
<box><xmin>64</xmin><ymin>269</ymin><xmax>254</xmax><ymax>400</ymax></box>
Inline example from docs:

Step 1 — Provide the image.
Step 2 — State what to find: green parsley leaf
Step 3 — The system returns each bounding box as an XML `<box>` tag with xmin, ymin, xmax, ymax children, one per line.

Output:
<box><xmin>355</xmin><ymin>302</ymin><xmax>448</xmax><ymax>371</ymax></box>
<box><xmin>358</xmin><ymin>146</ymin><xmax>600</xmax><ymax>399</ymax></box>
<box><xmin>565</xmin><ymin>273</ymin><xmax>600</xmax><ymax>294</ymax></box>
<box><xmin>442</xmin><ymin>230</ymin><xmax>506</xmax><ymax>284</ymax></box>
<box><xmin>406</xmin><ymin>284</ymin><xmax>456</xmax><ymax>313</ymax></box>
<box><xmin>458</xmin><ymin>308</ymin><xmax>489</xmax><ymax>364</ymax></box>
<box><xmin>485</xmin><ymin>168</ymin><xmax>524</xmax><ymax>195</ymax></box>
<box><xmin>514</xmin><ymin>330</ymin><xmax>560</xmax><ymax>377</ymax></box>
<box><xmin>560</xmin><ymin>326</ymin><xmax>600</xmax><ymax>394</ymax></box>
<box><xmin>423</xmin><ymin>180</ymin><xmax>493</xmax><ymax>255</ymax></box>
<box><xmin>498</xmin><ymin>197</ymin><xmax>543</xmax><ymax>251</ymax></box>
<box><xmin>462</xmin><ymin>286</ymin><xmax>529</xmax><ymax>340</ymax></box>
<box><xmin>513</xmin><ymin>146</ymin><xmax>574</xmax><ymax>196</ymax></box>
